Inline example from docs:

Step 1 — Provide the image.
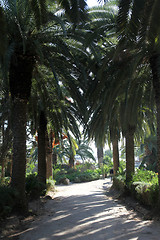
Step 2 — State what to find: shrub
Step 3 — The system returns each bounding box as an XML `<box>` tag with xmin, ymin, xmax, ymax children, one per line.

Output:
<box><xmin>55</xmin><ymin>174</ymin><xmax>68</xmax><ymax>184</ymax></box>
<box><xmin>53</xmin><ymin>168</ymin><xmax>61</xmax><ymax>179</ymax></box>
<box><xmin>130</xmin><ymin>169</ymin><xmax>159</xmax><ymax>207</ymax></box>
<box><xmin>54</xmin><ymin>166</ymin><xmax>100</xmax><ymax>184</ymax></box>
<box><xmin>114</xmin><ymin>168</ymin><xmax>159</xmax><ymax>208</ymax></box>
<box><xmin>0</xmin><ymin>186</ymin><xmax>18</xmax><ymax>218</ymax></box>
<box><xmin>25</xmin><ymin>174</ymin><xmax>46</xmax><ymax>200</ymax></box>
<box><xmin>76</xmin><ymin>169</ymin><xmax>100</xmax><ymax>182</ymax></box>
<box><xmin>113</xmin><ymin>175</ymin><xmax>126</xmax><ymax>194</ymax></box>
<box><xmin>117</xmin><ymin>160</ymin><xmax>126</xmax><ymax>176</ymax></box>
<box><xmin>0</xmin><ymin>177</ymin><xmax>11</xmax><ymax>185</ymax></box>
<box><xmin>46</xmin><ymin>178</ymin><xmax>56</xmax><ymax>192</ymax></box>
<box><xmin>131</xmin><ymin>169</ymin><xmax>158</xmax><ymax>183</ymax></box>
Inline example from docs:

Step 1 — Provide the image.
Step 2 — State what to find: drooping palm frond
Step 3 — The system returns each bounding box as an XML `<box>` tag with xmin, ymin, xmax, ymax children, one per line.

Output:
<box><xmin>57</xmin><ymin>0</ymin><xmax>88</xmax><ymax>24</ymax></box>
<box><xmin>28</xmin><ymin>0</ymin><xmax>47</xmax><ymax>28</ymax></box>
<box><xmin>117</xmin><ymin>0</ymin><xmax>131</xmax><ymax>37</ymax></box>
<box><xmin>29</xmin><ymin>62</ymin><xmax>83</xmax><ymax>143</ymax></box>
<box><xmin>0</xmin><ymin>6</ymin><xmax>7</xmax><ymax>55</ymax></box>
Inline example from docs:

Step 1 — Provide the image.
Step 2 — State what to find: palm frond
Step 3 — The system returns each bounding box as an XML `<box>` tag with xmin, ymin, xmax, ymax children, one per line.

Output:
<box><xmin>0</xmin><ymin>6</ymin><xmax>7</xmax><ymax>55</ymax></box>
<box><xmin>117</xmin><ymin>0</ymin><xmax>131</xmax><ymax>38</ymax></box>
<box><xmin>29</xmin><ymin>0</ymin><xmax>47</xmax><ymax>28</ymax></box>
<box><xmin>58</xmin><ymin>0</ymin><xmax>88</xmax><ymax>24</ymax></box>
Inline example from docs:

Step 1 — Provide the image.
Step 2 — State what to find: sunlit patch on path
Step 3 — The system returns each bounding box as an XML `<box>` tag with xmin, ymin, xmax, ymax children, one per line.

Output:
<box><xmin>19</xmin><ymin>179</ymin><xmax>160</xmax><ymax>240</ymax></box>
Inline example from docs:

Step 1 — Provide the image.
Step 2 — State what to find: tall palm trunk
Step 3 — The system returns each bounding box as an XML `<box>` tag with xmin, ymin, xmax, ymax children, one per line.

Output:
<box><xmin>112</xmin><ymin>138</ymin><xmax>119</xmax><ymax>175</ymax></box>
<box><xmin>10</xmin><ymin>54</ymin><xmax>34</xmax><ymax>212</ymax></box>
<box><xmin>125</xmin><ymin>126</ymin><xmax>135</xmax><ymax>183</ymax></box>
<box><xmin>46</xmin><ymin>133</ymin><xmax>53</xmax><ymax>179</ymax></box>
<box><xmin>38</xmin><ymin>111</ymin><xmax>47</xmax><ymax>185</ymax></box>
<box><xmin>11</xmin><ymin>98</ymin><xmax>27</xmax><ymax>210</ymax></box>
<box><xmin>1</xmin><ymin>161</ymin><xmax>5</xmax><ymax>179</ymax></box>
<box><xmin>53</xmin><ymin>152</ymin><xmax>57</xmax><ymax>165</ymax></box>
<box><xmin>150</xmin><ymin>54</ymin><xmax>160</xmax><ymax>203</ymax></box>
<box><xmin>69</xmin><ymin>155</ymin><xmax>74</xmax><ymax>168</ymax></box>
<box><xmin>1</xmin><ymin>122</ymin><xmax>5</xmax><ymax>179</ymax></box>
<box><xmin>97</xmin><ymin>146</ymin><xmax>103</xmax><ymax>167</ymax></box>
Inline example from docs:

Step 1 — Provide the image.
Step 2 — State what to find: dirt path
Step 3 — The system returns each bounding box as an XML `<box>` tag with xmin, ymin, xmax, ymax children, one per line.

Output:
<box><xmin>18</xmin><ymin>179</ymin><xmax>160</xmax><ymax>240</ymax></box>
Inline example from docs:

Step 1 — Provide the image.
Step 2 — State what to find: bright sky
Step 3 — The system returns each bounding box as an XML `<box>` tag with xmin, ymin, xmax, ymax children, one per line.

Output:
<box><xmin>87</xmin><ymin>0</ymin><xmax>99</xmax><ymax>7</ymax></box>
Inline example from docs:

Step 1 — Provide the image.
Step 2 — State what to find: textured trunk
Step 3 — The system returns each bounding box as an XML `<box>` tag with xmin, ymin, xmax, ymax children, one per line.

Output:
<box><xmin>1</xmin><ymin>122</ymin><xmax>5</xmax><ymax>179</ymax></box>
<box><xmin>11</xmin><ymin>98</ymin><xmax>27</xmax><ymax>211</ymax></box>
<box><xmin>97</xmin><ymin>146</ymin><xmax>103</xmax><ymax>167</ymax></box>
<box><xmin>38</xmin><ymin>111</ymin><xmax>47</xmax><ymax>186</ymax></box>
<box><xmin>53</xmin><ymin>152</ymin><xmax>57</xmax><ymax>166</ymax></box>
<box><xmin>0</xmin><ymin>119</ymin><xmax>12</xmax><ymax>167</ymax></box>
<box><xmin>150</xmin><ymin>54</ymin><xmax>160</xmax><ymax>203</ymax></box>
<box><xmin>112</xmin><ymin>138</ymin><xmax>119</xmax><ymax>175</ymax></box>
<box><xmin>1</xmin><ymin>160</ymin><xmax>5</xmax><ymax>179</ymax></box>
<box><xmin>46</xmin><ymin>153</ymin><xmax>53</xmax><ymax>179</ymax></box>
<box><xmin>9</xmin><ymin>53</ymin><xmax>34</xmax><ymax>212</ymax></box>
<box><xmin>69</xmin><ymin>156</ymin><xmax>74</xmax><ymax>168</ymax></box>
<box><xmin>6</xmin><ymin>158</ymin><xmax>12</xmax><ymax>178</ymax></box>
<box><xmin>46</xmin><ymin>133</ymin><xmax>53</xmax><ymax>179</ymax></box>
<box><xmin>125</xmin><ymin>127</ymin><xmax>135</xmax><ymax>183</ymax></box>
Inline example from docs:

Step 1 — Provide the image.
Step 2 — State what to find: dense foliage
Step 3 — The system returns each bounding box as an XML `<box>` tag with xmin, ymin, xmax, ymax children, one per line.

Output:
<box><xmin>53</xmin><ymin>164</ymin><xmax>100</xmax><ymax>184</ymax></box>
<box><xmin>113</xmin><ymin>169</ymin><xmax>159</xmax><ymax>208</ymax></box>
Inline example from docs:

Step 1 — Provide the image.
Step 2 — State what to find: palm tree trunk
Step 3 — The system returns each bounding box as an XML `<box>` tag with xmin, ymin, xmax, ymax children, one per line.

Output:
<box><xmin>9</xmin><ymin>53</ymin><xmax>34</xmax><ymax>212</ymax></box>
<box><xmin>125</xmin><ymin>126</ymin><xmax>135</xmax><ymax>183</ymax></box>
<box><xmin>11</xmin><ymin>98</ymin><xmax>27</xmax><ymax>211</ymax></box>
<box><xmin>97</xmin><ymin>146</ymin><xmax>103</xmax><ymax>167</ymax></box>
<box><xmin>112</xmin><ymin>138</ymin><xmax>119</xmax><ymax>175</ymax></box>
<box><xmin>69</xmin><ymin>156</ymin><xmax>74</xmax><ymax>168</ymax></box>
<box><xmin>1</xmin><ymin>122</ymin><xmax>5</xmax><ymax>179</ymax></box>
<box><xmin>150</xmin><ymin>54</ymin><xmax>160</xmax><ymax>203</ymax></box>
<box><xmin>46</xmin><ymin>133</ymin><xmax>53</xmax><ymax>179</ymax></box>
<box><xmin>53</xmin><ymin>153</ymin><xmax>57</xmax><ymax>165</ymax></box>
<box><xmin>38</xmin><ymin>111</ymin><xmax>47</xmax><ymax>185</ymax></box>
<box><xmin>1</xmin><ymin>160</ymin><xmax>5</xmax><ymax>179</ymax></box>
<box><xmin>46</xmin><ymin>153</ymin><xmax>53</xmax><ymax>179</ymax></box>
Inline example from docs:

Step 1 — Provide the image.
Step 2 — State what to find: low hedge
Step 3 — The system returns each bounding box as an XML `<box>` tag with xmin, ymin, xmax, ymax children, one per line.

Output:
<box><xmin>130</xmin><ymin>181</ymin><xmax>159</xmax><ymax>207</ymax></box>
<box><xmin>113</xmin><ymin>169</ymin><xmax>159</xmax><ymax>208</ymax></box>
<box><xmin>53</xmin><ymin>167</ymin><xmax>100</xmax><ymax>184</ymax></box>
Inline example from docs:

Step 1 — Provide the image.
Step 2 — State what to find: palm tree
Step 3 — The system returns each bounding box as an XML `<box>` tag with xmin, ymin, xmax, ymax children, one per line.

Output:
<box><xmin>53</xmin><ymin>137</ymin><xmax>95</xmax><ymax>165</ymax></box>
<box><xmin>116</xmin><ymin>0</ymin><xmax>160</xmax><ymax>189</ymax></box>
<box><xmin>29</xmin><ymin>59</ymin><xmax>86</xmax><ymax>181</ymax></box>
<box><xmin>0</xmin><ymin>73</ymin><xmax>12</xmax><ymax>179</ymax></box>
<box><xmin>37</xmin><ymin>110</ymin><xmax>47</xmax><ymax>185</ymax></box>
<box><xmin>76</xmin><ymin>138</ymin><xmax>96</xmax><ymax>162</ymax></box>
<box><xmin>0</xmin><ymin>0</ymin><xmax>50</xmax><ymax>211</ymax></box>
<box><xmin>0</xmin><ymin>0</ymin><xmax>88</xmax><ymax>211</ymax></box>
<box><xmin>97</xmin><ymin>146</ymin><xmax>104</xmax><ymax>167</ymax></box>
<box><xmin>87</xmin><ymin>21</ymin><xmax>156</xmax><ymax>182</ymax></box>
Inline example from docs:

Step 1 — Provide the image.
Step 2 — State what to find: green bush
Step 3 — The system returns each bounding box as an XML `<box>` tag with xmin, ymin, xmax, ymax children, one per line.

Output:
<box><xmin>101</xmin><ymin>164</ymin><xmax>112</xmax><ymax>177</ymax></box>
<box><xmin>117</xmin><ymin>160</ymin><xmax>126</xmax><ymax>176</ymax></box>
<box><xmin>25</xmin><ymin>174</ymin><xmax>46</xmax><ymax>200</ymax></box>
<box><xmin>130</xmin><ymin>169</ymin><xmax>159</xmax><ymax>207</ymax></box>
<box><xmin>131</xmin><ymin>169</ymin><xmax>158</xmax><ymax>183</ymax></box>
<box><xmin>75</xmin><ymin>169</ymin><xmax>100</xmax><ymax>182</ymax></box>
<box><xmin>53</xmin><ymin>168</ymin><xmax>61</xmax><ymax>179</ymax></box>
<box><xmin>113</xmin><ymin>175</ymin><xmax>126</xmax><ymax>193</ymax></box>
<box><xmin>55</xmin><ymin>174</ymin><xmax>69</xmax><ymax>184</ymax></box>
<box><xmin>46</xmin><ymin>178</ymin><xmax>56</xmax><ymax>192</ymax></box>
<box><xmin>54</xmin><ymin>166</ymin><xmax>100</xmax><ymax>184</ymax></box>
<box><xmin>0</xmin><ymin>186</ymin><xmax>18</xmax><ymax>218</ymax></box>
<box><xmin>114</xmin><ymin>169</ymin><xmax>159</xmax><ymax>208</ymax></box>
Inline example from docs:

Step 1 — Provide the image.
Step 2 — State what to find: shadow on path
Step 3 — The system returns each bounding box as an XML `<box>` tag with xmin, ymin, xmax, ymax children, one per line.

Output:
<box><xmin>19</xmin><ymin>179</ymin><xmax>160</xmax><ymax>240</ymax></box>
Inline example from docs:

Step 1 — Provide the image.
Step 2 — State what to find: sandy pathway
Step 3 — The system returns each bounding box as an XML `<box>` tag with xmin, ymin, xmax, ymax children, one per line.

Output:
<box><xmin>19</xmin><ymin>179</ymin><xmax>160</xmax><ymax>240</ymax></box>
